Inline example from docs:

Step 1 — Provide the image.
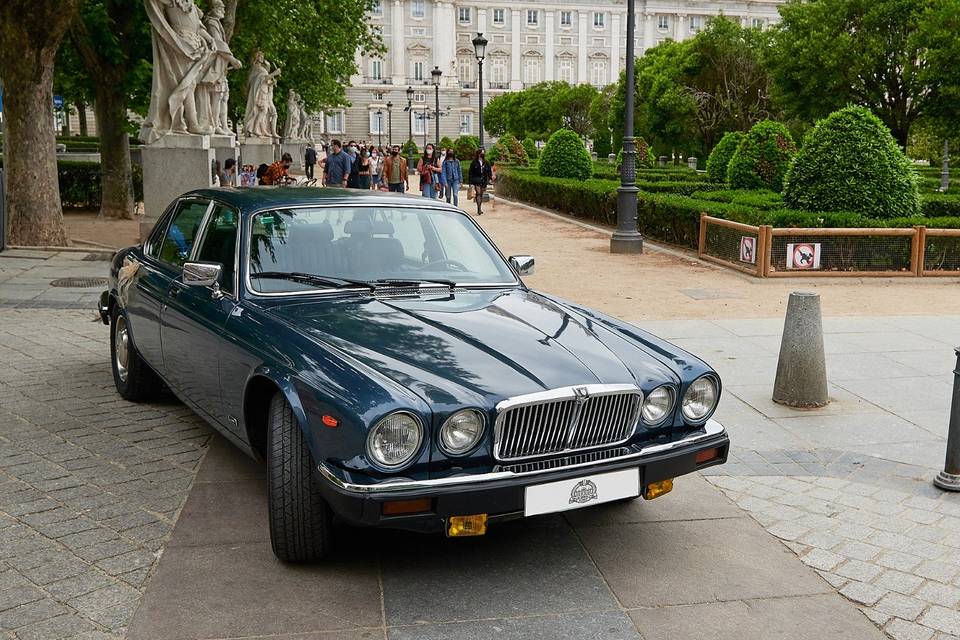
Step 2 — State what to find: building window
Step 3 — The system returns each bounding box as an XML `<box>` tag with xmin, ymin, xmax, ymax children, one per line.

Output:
<box><xmin>373</xmin><ymin>91</ymin><xmax>385</xmax><ymax>100</ymax></box>
<box><xmin>593</xmin><ymin>12</ymin><xmax>605</xmax><ymax>28</ymax></box>
<box><xmin>592</xmin><ymin>37</ymin><xmax>605</xmax><ymax>47</ymax></box>
<box><xmin>458</xmin><ymin>57</ymin><xmax>472</xmax><ymax>83</ymax></box>
<box><xmin>524</xmin><ymin>59</ymin><xmax>541</xmax><ymax>85</ymax></box>
<box><xmin>590</xmin><ymin>60</ymin><xmax>606</xmax><ymax>87</ymax></box>
<box><xmin>560</xmin><ymin>11</ymin><xmax>572</xmax><ymax>27</ymax></box>
<box><xmin>689</xmin><ymin>16</ymin><xmax>702</xmax><ymax>32</ymax></box>
<box><xmin>558</xmin><ymin>60</ymin><xmax>573</xmax><ymax>83</ymax></box>
<box><xmin>657</xmin><ymin>15</ymin><xmax>669</xmax><ymax>30</ymax></box>
<box><xmin>413</xmin><ymin>111</ymin><xmax>426</xmax><ymax>135</ymax></box>
<box><xmin>526</xmin><ymin>10</ymin><xmax>538</xmax><ymax>26</ymax></box>
<box><xmin>371</xmin><ymin>0</ymin><xmax>383</xmax><ymax>16</ymax></box>
<box><xmin>752</xmin><ymin>17</ymin><xmax>764</xmax><ymax>29</ymax></box>
<box><xmin>458</xmin><ymin>7</ymin><xmax>470</xmax><ymax>23</ymax></box>
<box><xmin>369</xmin><ymin>111</ymin><xmax>384</xmax><ymax>134</ymax></box>
<box><xmin>325</xmin><ymin>111</ymin><xmax>344</xmax><ymax>134</ymax></box>
<box><xmin>411</xmin><ymin>27</ymin><xmax>426</xmax><ymax>36</ymax></box>
<box><xmin>459</xmin><ymin>113</ymin><xmax>472</xmax><ymax>134</ymax></box>
<box><xmin>411</xmin><ymin>0</ymin><xmax>424</xmax><ymax>18</ymax></box>
<box><xmin>525</xmin><ymin>35</ymin><xmax>539</xmax><ymax>45</ymax></box>
<box><xmin>559</xmin><ymin>36</ymin><xmax>573</xmax><ymax>45</ymax></box>
<box><xmin>414</xmin><ymin>91</ymin><xmax>426</xmax><ymax>103</ymax></box>
<box><xmin>493</xmin><ymin>8</ymin><xmax>504</xmax><ymax>25</ymax></box>
<box><xmin>371</xmin><ymin>59</ymin><xmax>383</xmax><ymax>80</ymax></box>
<box><xmin>413</xmin><ymin>60</ymin><xmax>425</xmax><ymax>81</ymax></box>
<box><xmin>491</xmin><ymin>60</ymin><xmax>506</xmax><ymax>84</ymax></box>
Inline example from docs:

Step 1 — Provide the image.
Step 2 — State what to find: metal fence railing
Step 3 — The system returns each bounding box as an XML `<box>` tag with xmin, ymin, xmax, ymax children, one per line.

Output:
<box><xmin>698</xmin><ymin>214</ymin><xmax>960</xmax><ymax>278</ymax></box>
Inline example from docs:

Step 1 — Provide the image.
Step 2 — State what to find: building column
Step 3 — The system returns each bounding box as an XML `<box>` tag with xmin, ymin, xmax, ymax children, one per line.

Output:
<box><xmin>643</xmin><ymin>12</ymin><xmax>655</xmax><ymax>52</ymax></box>
<box><xmin>610</xmin><ymin>12</ymin><xmax>621</xmax><ymax>84</ymax></box>
<box><xmin>578</xmin><ymin>11</ymin><xmax>588</xmax><ymax>84</ymax></box>
<box><xmin>352</xmin><ymin>47</ymin><xmax>364</xmax><ymax>84</ymax></box>
<box><xmin>545</xmin><ymin>10</ymin><xmax>555</xmax><ymax>81</ymax></box>
<box><xmin>511</xmin><ymin>9</ymin><xmax>522</xmax><ymax>89</ymax></box>
<box><xmin>392</xmin><ymin>0</ymin><xmax>406</xmax><ymax>84</ymax></box>
<box><xmin>675</xmin><ymin>13</ymin><xmax>686</xmax><ymax>41</ymax></box>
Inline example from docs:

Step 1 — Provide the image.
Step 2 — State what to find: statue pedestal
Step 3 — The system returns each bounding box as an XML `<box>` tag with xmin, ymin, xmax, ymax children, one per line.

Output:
<box><xmin>281</xmin><ymin>141</ymin><xmax>305</xmax><ymax>171</ymax></box>
<box><xmin>210</xmin><ymin>134</ymin><xmax>238</xmax><ymax>172</ymax></box>
<box><xmin>240</xmin><ymin>138</ymin><xmax>278</xmax><ymax>168</ymax></box>
<box><xmin>140</xmin><ymin>134</ymin><xmax>215</xmax><ymax>241</ymax></box>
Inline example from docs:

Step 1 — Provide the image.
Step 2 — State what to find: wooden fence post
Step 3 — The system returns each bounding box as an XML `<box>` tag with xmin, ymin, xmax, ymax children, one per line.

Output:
<box><xmin>914</xmin><ymin>226</ymin><xmax>927</xmax><ymax>276</ymax></box>
<box><xmin>761</xmin><ymin>225</ymin><xmax>773</xmax><ymax>277</ymax></box>
<box><xmin>698</xmin><ymin>212</ymin><xmax>708</xmax><ymax>257</ymax></box>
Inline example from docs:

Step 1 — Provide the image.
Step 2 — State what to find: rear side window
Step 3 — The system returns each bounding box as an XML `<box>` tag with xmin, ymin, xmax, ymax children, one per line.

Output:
<box><xmin>158</xmin><ymin>200</ymin><xmax>210</xmax><ymax>268</ymax></box>
<box><xmin>195</xmin><ymin>204</ymin><xmax>239</xmax><ymax>295</ymax></box>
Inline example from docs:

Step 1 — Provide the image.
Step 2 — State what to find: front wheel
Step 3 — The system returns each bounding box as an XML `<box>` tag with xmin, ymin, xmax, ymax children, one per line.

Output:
<box><xmin>267</xmin><ymin>392</ymin><xmax>332</xmax><ymax>562</ymax></box>
<box><xmin>110</xmin><ymin>305</ymin><xmax>161</xmax><ymax>402</ymax></box>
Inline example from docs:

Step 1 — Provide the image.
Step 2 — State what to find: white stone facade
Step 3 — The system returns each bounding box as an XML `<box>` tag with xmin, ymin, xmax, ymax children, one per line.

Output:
<box><xmin>328</xmin><ymin>0</ymin><xmax>784</xmax><ymax>145</ymax></box>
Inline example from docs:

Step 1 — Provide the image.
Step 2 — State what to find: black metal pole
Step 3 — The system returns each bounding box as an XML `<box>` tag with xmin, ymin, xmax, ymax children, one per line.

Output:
<box><xmin>388</xmin><ymin>109</ymin><xmax>393</xmax><ymax>147</ymax></box>
<box><xmin>611</xmin><ymin>0</ymin><xmax>643</xmax><ymax>254</ymax></box>
<box><xmin>942</xmin><ymin>141</ymin><xmax>951</xmax><ymax>193</ymax></box>
<box><xmin>434</xmin><ymin>84</ymin><xmax>441</xmax><ymax>150</ymax></box>
<box><xmin>478</xmin><ymin>60</ymin><xmax>484</xmax><ymax>149</ymax></box>
<box><xmin>407</xmin><ymin>91</ymin><xmax>413</xmax><ymax>145</ymax></box>
<box><xmin>935</xmin><ymin>347</ymin><xmax>960</xmax><ymax>491</ymax></box>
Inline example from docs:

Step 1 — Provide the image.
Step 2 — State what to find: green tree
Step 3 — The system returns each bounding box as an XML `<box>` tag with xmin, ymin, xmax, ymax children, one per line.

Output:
<box><xmin>0</xmin><ymin>0</ymin><xmax>81</xmax><ymax>245</ymax></box>
<box><xmin>454</xmin><ymin>135</ymin><xmax>480</xmax><ymax>160</ymax></box>
<box><xmin>727</xmin><ymin>120</ymin><xmax>796</xmax><ymax>191</ymax></box>
<box><xmin>522</xmin><ymin>137</ymin><xmax>538</xmax><ymax>161</ymax></box>
<box><xmin>706</xmin><ymin>131</ymin><xmax>745</xmax><ymax>183</ymax></box>
<box><xmin>784</xmin><ymin>106</ymin><xmax>920</xmax><ymax>218</ymax></box>
<box><xmin>481</xmin><ymin>92</ymin><xmax>513</xmax><ymax>137</ymax></box>
<box><xmin>538</xmin><ymin>128</ymin><xmax>591</xmax><ymax>180</ymax></box>
<box><xmin>589</xmin><ymin>85</ymin><xmax>616</xmax><ymax>158</ymax></box>
<box><xmin>439</xmin><ymin>135</ymin><xmax>455</xmax><ymax>150</ymax></box>
<box><xmin>553</xmin><ymin>83</ymin><xmax>598</xmax><ymax>138</ymax></box>
<box><xmin>766</xmin><ymin>0</ymin><xmax>960</xmax><ymax>149</ymax></box>
<box><xmin>53</xmin><ymin>41</ymin><xmax>94</xmax><ymax>136</ymax></box>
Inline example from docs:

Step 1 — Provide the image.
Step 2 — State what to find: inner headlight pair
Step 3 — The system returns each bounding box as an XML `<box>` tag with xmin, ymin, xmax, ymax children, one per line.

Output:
<box><xmin>366</xmin><ymin>409</ymin><xmax>485</xmax><ymax>469</ymax></box>
<box><xmin>641</xmin><ymin>376</ymin><xmax>719</xmax><ymax>425</ymax></box>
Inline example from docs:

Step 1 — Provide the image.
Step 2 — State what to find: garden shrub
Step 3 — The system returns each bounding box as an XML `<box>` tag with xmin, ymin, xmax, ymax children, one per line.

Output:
<box><xmin>454</xmin><ymin>135</ymin><xmax>480</xmax><ymax>160</ymax></box>
<box><xmin>615</xmin><ymin>138</ymin><xmax>656</xmax><ymax>171</ymax></box>
<box><xmin>727</xmin><ymin>120</ymin><xmax>796</xmax><ymax>192</ymax></box>
<box><xmin>486</xmin><ymin>141</ymin><xmax>510</xmax><ymax>164</ymax></box>
<box><xmin>494</xmin><ymin>133</ymin><xmax>528</xmax><ymax>166</ymax></box>
<box><xmin>50</xmin><ymin>160</ymin><xmax>143</xmax><ymax>209</ymax></box>
<box><xmin>539</xmin><ymin>129</ymin><xmax>592</xmax><ymax>180</ymax></box>
<box><xmin>592</xmin><ymin>136</ymin><xmax>611</xmax><ymax>159</ymax></box>
<box><xmin>706</xmin><ymin>131</ymin><xmax>745</xmax><ymax>183</ymax></box>
<box><xmin>691</xmin><ymin>189</ymin><xmax>784</xmax><ymax>210</ymax></box>
<box><xmin>522</xmin><ymin>137</ymin><xmax>538</xmax><ymax>161</ymax></box>
<box><xmin>783</xmin><ymin>105</ymin><xmax>921</xmax><ymax>219</ymax></box>
<box><xmin>497</xmin><ymin>168</ymin><xmax>617</xmax><ymax>223</ymax></box>
<box><xmin>401</xmin><ymin>139</ymin><xmax>419</xmax><ymax>160</ymax></box>
<box><xmin>439</xmin><ymin>136</ymin><xmax>455</xmax><ymax>151</ymax></box>
<box><xmin>921</xmin><ymin>193</ymin><xmax>960</xmax><ymax>217</ymax></box>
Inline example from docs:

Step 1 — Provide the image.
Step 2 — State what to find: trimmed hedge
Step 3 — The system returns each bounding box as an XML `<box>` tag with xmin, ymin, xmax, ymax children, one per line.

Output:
<box><xmin>784</xmin><ymin>106</ymin><xmax>921</xmax><ymax>219</ymax></box>
<box><xmin>58</xmin><ymin>161</ymin><xmax>144</xmax><ymax>209</ymax></box>
<box><xmin>922</xmin><ymin>193</ymin><xmax>960</xmax><ymax>217</ymax></box>
<box><xmin>706</xmin><ymin>132</ymin><xmax>745</xmax><ymax>183</ymax></box>
<box><xmin>522</xmin><ymin>137</ymin><xmax>538</xmax><ymax>161</ymax></box>
<box><xmin>496</xmin><ymin>169</ymin><xmax>617</xmax><ymax>224</ymax></box>
<box><xmin>539</xmin><ymin>129</ymin><xmax>592</xmax><ymax>180</ymax></box>
<box><xmin>727</xmin><ymin>120</ymin><xmax>796</xmax><ymax>192</ymax></box>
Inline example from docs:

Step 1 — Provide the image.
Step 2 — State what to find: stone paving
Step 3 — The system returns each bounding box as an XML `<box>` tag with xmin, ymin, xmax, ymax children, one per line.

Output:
<box><xmin>0</xmin><ymin>299</ymin><xmax>212</xmax><ymax>638</ymax></box>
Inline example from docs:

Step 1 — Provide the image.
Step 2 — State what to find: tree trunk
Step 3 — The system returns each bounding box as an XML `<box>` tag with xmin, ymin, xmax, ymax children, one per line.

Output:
<box><xmin>0</xmin><ymin>1</ymin><xmax>79</xmax><ymax>246</ymax></box>
<box><xmin>93</xmin><ymin>83</ymin><xmax>134</xmax><ymax>219</ymax></box>
<box><xmin>78</xmin><ymin>99</ymin><xmax>89</xmax><ymax>136</ymax></box>
<box><xmin>61</xmin><ymin>104</ymin><xmax>71</xmax><ymax>136</ymax></box>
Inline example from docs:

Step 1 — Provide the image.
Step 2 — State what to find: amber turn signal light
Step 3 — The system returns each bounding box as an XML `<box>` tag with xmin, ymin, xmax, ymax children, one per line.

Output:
<box><xmin>446</xmin><ymin>514</ymin><xmax>488</xmax><ymax>537</ymax></box>
<box><xmin>695</xmin><ymin>447</ymin><xmax>720</xmax><ymax>464</ymax></box>
<box><xmin>381</xmin><ymin>498</ymin><xmax>432</xmax><ymax>516</ymax></box>
<box><xmin>321</xmin><ymin>415</ymin><xmax>339</xmax><ymax>428</ymax></box>
<box><xmin>644</xmin><ymin>478</ymin><xmax>673</xmax><ymax>500</ymax></box>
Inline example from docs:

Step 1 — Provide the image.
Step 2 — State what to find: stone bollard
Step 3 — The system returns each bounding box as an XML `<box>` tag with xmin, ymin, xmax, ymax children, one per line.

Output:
<box><xmin>658</xmin><ymin>156</ymin><xmax>667</xmax><ymax>168</ymax></box>
<box><xmin>772</xmin><ymin>291</ymin><xmax>829</xmax><ymax>408</ymax></box>
<box><xmin>934</xmin><ymin>347</ymin><xmax>960</xmax><ymax>491</ymax></box>
<box><xmin>687</xmin><ymin>156</ymin><xmax>698</xmax><ymax>170</ymax></box>
<box><xmin>608</xmin><ymin>153</ymin><xmax>616</xmax><ymax>164</ymax></box>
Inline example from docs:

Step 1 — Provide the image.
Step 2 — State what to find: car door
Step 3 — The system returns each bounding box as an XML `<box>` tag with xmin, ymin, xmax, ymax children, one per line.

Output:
<box><xmin>125</xmin><ymin>199</ymin><xmax>209</xmax><ymax>373</ymax></box>
<box><xmin>160</xmin><ymin>201</ymin><xmax>240</xmax><ymax>428</ymax></box>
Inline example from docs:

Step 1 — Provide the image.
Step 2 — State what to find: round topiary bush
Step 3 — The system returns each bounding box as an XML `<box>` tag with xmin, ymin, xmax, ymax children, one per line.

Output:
<box><xmin>616</xmin><ymin>138</ymin><xmax>656</xmax><ymax>170</ymax></box>
<box><xmin>454</xmin><ymin>135</ymin><xmax>480</xmax><ymax>160</ymax></box>
<box><xmin>539</xmin><ymin>129</ymin><xmax>592</xmax><ymax>180</ymax></box>
<box><xmin>522</xmin><ymin>137</ymin><xmax>538</xmax><ymax>160</ymax></box>
<box><xmin>783</xmin><ymin>106</ymin><xmax>921</xmax><ymax>219</ymax></box>
<box><xmin>706</xmin><ymin>131</ymin><xmax>745</xmax><ymax>183</ymax></box>
<box><xmin>726</xmin><ymin>121</ymin><xmax>796</xmax><ymax>192</ymax></box>
<box><xmin>486</xmin><ymin>140</ymin><xmax>510</xmax><ymax>164</ymax></box>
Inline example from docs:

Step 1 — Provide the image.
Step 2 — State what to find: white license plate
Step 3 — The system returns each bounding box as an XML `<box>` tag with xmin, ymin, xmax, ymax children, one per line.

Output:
<box><xmin>524</xmin><ymin>468</ymin><xmax>640</xmax><ymax>517</ymax></box>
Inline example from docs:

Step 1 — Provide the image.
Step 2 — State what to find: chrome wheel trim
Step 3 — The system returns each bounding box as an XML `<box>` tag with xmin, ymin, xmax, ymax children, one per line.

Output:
<box><xmin>114</xmin><ymin>315</ymin><xmax>129</xmax><ymax>383</ymax></box>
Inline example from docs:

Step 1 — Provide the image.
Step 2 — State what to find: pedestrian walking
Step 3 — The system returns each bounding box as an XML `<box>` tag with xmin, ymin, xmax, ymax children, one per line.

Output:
<box><xmin>323</xmin><ymin>140</ymin><xmax>352</xmax><ymax>188</ymax></box>
<box><xmin>442</xmin><ymin>150</ymin><xmax>462</xmax><ymax>207</ymax></box>
<box><xmin>383</xmin><ymin>144</ymin><xmax>409</xmax><ymax>192</ymax></box>
<box><xmin>417</xmin><ymin>144</ymin><xmax>441</xmax><ymax>198</ymax></box>
<box><xmin>304</xmin><ymin>143</ymin><xmax>317</xmax><ymax>180</ymax></box>
<box><xmin>357</xmin><ymin>148</ymin><xmax>372</xmax><ymax>190</ymax></box>
<box><xmin>468</xmin><ymin>148</ymin><xmax>493</xmax><ymax>215</ymax></box>
<box><xmin>370</xmin><ymin>148</ymin><xmax>384</xmax><ymax>190</ymax></box>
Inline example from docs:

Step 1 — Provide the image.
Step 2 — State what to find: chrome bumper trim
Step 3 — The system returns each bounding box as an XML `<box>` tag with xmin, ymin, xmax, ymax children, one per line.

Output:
<box><xmin>317</xmin><ymin>419</ymin><xmax>725</xmax><ymax>495</ymax></box>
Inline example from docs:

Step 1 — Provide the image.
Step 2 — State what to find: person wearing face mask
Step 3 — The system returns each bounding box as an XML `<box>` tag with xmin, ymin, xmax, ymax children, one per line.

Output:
<box><xmin>417</xmin><ymin>144</ymin><xmax>442</xmax><ymax>198</ymax></box>
<box><xmin>369</xmin><ymin>148</ymin><xmax>384</xmax><ymax>190</ymax></box>
<box><xmin>442</xmin><ymin>149</ymin><xmax>462</xmax><ymax>207</ymax></box>
<box><xmin>468</xmin><ymin>148</ymin><xmax>494</xmax><ymax>215</ymax></box>
<box><xmin>383</xmin><ymin>145</ymin><xmax>409</xmax><ymax>192</ymax></box>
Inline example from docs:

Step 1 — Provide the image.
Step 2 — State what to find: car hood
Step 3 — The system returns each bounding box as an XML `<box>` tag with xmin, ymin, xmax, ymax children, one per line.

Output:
<box><xmin>263</xmin><ymin>289</ymin><xmax>679</xmax><ymax>407</ymax></box>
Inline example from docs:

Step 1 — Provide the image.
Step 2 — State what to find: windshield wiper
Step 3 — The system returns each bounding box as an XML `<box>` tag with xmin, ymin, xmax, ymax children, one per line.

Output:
<box><xmin>371</xmin><ymin>278</ymin><xmax>458</xmax><ymax>289</ymax></box>
<box><xmin>252</xmin><ymin>271</ymin><xmax>375</xmax><ymax>291</ymax></box>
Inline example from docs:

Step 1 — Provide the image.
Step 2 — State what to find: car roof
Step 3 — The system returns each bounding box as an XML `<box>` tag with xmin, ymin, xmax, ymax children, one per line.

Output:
<box><xmin>182</xmin><ymin>187</ymin><xmax>458</xmax><ymax>214</ymax></box>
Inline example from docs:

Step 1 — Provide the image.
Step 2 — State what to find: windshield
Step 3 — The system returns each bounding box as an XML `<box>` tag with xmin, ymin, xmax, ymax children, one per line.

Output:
<box><xmin>247</xmin><ymin>206</ymin><xmax>518</xmax><ymax>293</ymax></box>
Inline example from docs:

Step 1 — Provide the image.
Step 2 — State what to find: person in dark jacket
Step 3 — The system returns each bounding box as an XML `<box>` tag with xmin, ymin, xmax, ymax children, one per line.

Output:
<box><xmin>304</xmin><ymin>143</ymin><xmax>317</xmax><ymax>180</ymax></box>
<box><xmin>467</xmin><ymin>148</ymin><xmax>493</xmax><ymax>215</ymax></box>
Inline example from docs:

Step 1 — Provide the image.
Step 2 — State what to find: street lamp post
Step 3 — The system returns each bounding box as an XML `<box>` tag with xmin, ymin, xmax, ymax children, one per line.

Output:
<box><xmin>386</xmin><ymin>101</ymin><xmax>393</xmax><ymax>147</ymax></box>
<box><xmin>610</xmin><ymin>0</ymin><xmax>643</xmax><ymax>254</ymax></box>
<box><xmin>472</xmin><ymin>33</ymin><xmax>487</xmax><ymax>148</ymax></box>
<box><xmin>431</xmin><ymin>66</ymin><xmax>442</xmax><ymax>149</ymax></box>
<box><xmin>376</xmin><ymin>109</ymin><xmax>384</xmax><ymax>147</ymax></box>
<box><xmin>406</xmin><ymin>86</ymin><xmax>414</xmax><ymax>145</ymax></box>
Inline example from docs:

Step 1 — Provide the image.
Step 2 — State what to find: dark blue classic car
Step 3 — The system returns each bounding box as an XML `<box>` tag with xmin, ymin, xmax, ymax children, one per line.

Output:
<box><xmin>100</xmin><ymin>188</ymin><xmax>728</xmax><ymax>562</ymax></box>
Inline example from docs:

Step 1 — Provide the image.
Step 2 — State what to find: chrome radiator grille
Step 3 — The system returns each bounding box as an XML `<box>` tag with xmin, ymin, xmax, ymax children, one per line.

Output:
<box><xmin>493</xmin><ymin>384</ymin><xmax>642</xmax><ymax>462</ymax></box>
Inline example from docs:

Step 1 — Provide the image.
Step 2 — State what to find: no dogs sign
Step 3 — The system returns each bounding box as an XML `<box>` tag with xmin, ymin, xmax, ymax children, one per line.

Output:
<box><xmin>786</xmin><ymin>243</ymin><xmax>821</xmax><ymax>270</ymax></box>
<box><xmin>739</xmin><ymin>236</ymin><xmax>756</xmax><ymax>264</ymax></box>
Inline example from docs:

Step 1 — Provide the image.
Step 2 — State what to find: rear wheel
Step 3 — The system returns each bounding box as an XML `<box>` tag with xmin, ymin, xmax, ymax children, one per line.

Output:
<box><xmin>110</xmin><ymin>305</ymin><xmax>161</xmax><ymax>401</ymax></box>
<box><xmin>267</xmin><ymin>392</ymin><xmax>332</xmax><ymax>562</ymax></box>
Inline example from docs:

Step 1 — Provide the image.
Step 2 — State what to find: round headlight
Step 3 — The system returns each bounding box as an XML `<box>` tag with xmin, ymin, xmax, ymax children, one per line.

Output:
<box><xmin>641</xmin><ymin>386</ymin><xmax>675</xmax><ymax>425</ymax></box>
<box><xmin>366</xmin><ymin>412</ymin><xmax>423</xmax><ymax>469</ymax></box>
<box><xmin>439</xmin><ymin>409</ymin><xmax>485</xmax><ymax>455</ymax></box>
<box><xmin>681</xmin><ymin>376</ymin><xmax>719</xmax><ymax>423</ymax></box>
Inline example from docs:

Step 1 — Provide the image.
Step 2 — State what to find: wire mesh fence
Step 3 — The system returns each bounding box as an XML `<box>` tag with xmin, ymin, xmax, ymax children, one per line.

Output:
<box><xmin>768</xmin><ymin>231</ymin><xmax>915</xmax><ymax>275</ymax></box>
<box><xmin>923</xmin><ymin>230</ymin><xmax>960</xmax><ymax>275</ymax></box>
<box><xmin>699</xmin><ymin>216</ymin><xmax>762</xmax><ymax>276</ymax></box>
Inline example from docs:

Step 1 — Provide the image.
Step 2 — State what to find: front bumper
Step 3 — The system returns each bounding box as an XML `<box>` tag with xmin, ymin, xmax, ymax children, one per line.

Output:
<box><xmin>315</xmin><ymin>419</ymin><xmax>729</xmax><ymax>533</ymax></box>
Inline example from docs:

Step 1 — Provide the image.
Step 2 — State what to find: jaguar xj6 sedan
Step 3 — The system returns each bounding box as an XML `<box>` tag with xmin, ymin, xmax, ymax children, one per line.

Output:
<box><xmin>99</xmin><ymin>188</ymin><xmax>729</xmax><ymax>562</ymax></box>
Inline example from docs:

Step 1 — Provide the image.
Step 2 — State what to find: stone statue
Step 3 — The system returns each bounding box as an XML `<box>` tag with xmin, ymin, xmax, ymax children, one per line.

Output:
<box><xmin>140</xmin><ymin>0</ymin><xmax>216</xmax><ymax>143</ymax></box>
<box><xmin>283</xmin><ymin>89</ymin><xmax>301</xmax><ymax>141</ymax></box>
<box><xmin>198</xmin><ymin>0</ymin><xmax>242</xmax><ymax>136</ymax></box>
<box><xmin>243</xmin><ymin>50</ymin><xmax>281</xmax><ymax>140</ymax></box>
<box><xmin>297</xmin><ymin>96</ymin><xmax>312</xmax><ymax>141</ymax></box>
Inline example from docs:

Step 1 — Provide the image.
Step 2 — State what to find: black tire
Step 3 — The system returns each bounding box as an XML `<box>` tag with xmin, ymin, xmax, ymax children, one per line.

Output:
<box><xmin>110</xmin><ymin>305</ymin><xmax>162</xmax><ymax>402</ymax></box>
<box><xmin>267</xmin><ymin>392</ymin><xmax>332</xmax><ymax>562</ymax></box>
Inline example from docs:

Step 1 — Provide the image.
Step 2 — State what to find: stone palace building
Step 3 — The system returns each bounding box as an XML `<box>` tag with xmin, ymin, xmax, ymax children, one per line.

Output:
<box><xmin>321</xmin><ymin>0</ymin><xmax>784</xmax><ymax>145</ymax></box>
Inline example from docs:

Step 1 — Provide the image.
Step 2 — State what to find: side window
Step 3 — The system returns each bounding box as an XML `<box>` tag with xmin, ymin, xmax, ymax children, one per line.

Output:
<box><xmin>195</xmin><ymin>204</ymin><xmax>239</xmax><ymax>295</ymax></box>
<box><xmin>145</xmin><ymin>207</ymin><xmax>175</xmax><ymax>259</ymax></box>
<box><xmin>158</xmin><ymin>200</ymin><xmax>210</xmax><ymax>268</ymax></box>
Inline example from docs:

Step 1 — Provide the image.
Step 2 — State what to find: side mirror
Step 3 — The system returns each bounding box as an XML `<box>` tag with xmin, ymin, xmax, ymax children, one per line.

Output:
<box><xmin>509</xmin><ymin>255</ymin><xmax>535</xmax><ymax>276</ymax></box>
<box><xmin>182</xmin><ymin>262</ymin><xmax>222</xmax><ymax>288</ymax></box>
